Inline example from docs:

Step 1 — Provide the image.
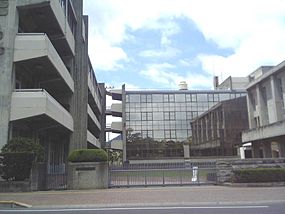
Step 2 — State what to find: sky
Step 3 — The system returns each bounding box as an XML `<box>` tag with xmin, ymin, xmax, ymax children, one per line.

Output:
<box><xmin>83</xmin><ymin>0</ymin><xmax>285</xmax><ymax>90</ymax></box>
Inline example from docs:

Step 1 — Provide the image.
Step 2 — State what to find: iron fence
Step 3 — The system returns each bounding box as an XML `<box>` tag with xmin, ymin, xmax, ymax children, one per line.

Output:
<box><xmin>109</xmin><ymin>161</ymin><xmax>217</xmax><ymax>187</ymax></box>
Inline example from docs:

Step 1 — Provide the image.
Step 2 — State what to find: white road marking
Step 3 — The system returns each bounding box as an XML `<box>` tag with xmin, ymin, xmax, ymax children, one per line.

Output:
<box><xmin>0</xmin><ymin>205</ymin><xmax>269</xmax><ymax>212</ymax></box>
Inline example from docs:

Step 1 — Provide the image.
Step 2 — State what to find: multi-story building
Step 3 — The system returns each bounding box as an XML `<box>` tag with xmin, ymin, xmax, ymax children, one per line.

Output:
<box><xmin>191</xmin><ymin>96</ymin><xmax>249</xmax><ymax>157</ymax></box>
<box><xmin>214</xmin><ymin>76</ymin><xmax>250</xmax><ymax>90</ymax></box>
<box><xmin>242</xmin><ymin>62</ymin><xmax>285</xmax><ymax>158</ymax></box>
<box><xmin>108</xmin><ymin>85</ymin><xmax>246</xmax><ymax>161</ymax></box>
<box><xmin>0</xmin><ymin>0</ymin><xmax>105</xmax><ymax>189</ymax></box>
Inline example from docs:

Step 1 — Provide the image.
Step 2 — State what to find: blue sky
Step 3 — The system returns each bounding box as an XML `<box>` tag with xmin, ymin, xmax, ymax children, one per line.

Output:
<box><xmin>83</xmin><ymin>0</ymin><xmax>285</xmax><ymax>90</ymax></box>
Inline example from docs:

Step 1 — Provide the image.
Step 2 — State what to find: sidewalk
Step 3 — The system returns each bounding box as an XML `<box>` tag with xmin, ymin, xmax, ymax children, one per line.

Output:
<box><xmin>1</xmin><ymin>186</ymin><xmax>285</xmax><ymax>208</ymax></box>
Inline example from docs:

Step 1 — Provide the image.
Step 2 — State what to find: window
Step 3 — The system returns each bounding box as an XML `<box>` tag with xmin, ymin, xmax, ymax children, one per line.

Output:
<box><xmin>175</xmin><ymin>94</ymin><xmax>185</xmax><ymax>102</ymax></box>
<box><xmin>141</xmin><ymin>94</ymin><xmax>147</xmax><ymax>103</ymax></box>
<box><xmin>153</xmin><ymin>112</ymin><xmax>163</xmax><ymax>120</ymax></box>
<box><xmin>170</xmin><ymin>112</ymin><xmax>175</xmax><ymax>120</ymax></box>
<box><xmin>261</xmin><ymin>87</ymin><xmax>268</xmax><ymax>106</ymax></box>
<box><xmin>147</xmin><ymin>112</ymin><xmax>153</xmax><ymax>120</ymax></box>
<box><xmin>219</xmin><ymin>93</ymin><xmax>230</xmax><ymax>101</ymax></box>
<box><xmin>141</xmin><ymin>112</ymin><xmax>147</xmax><ymax>121</ymax></box>
<box><xmin>82</xmin><ymin>19</ymin><xmax>86</xmax><ymax>42</ymax></box>
<box><xmin>130</xmin><ymin>112</ymin><xmax>141</xmax><ymax>120</ymax></box>
<box><xmin>213</xmin><ymin>94</ymin><xmax>219</xmax><ymax>102</ymax></box>
<box><xmin>154</xmin><ymin>130</ymin><xmax>164</xmax><ymax>139</ymax></box>
<box><xmin>164</xmin><ymin>112</ymin><xmax>170</xmax><ymax>120</ymax></box>
<box><xmin>129</xmin><ymin>94</ymin><xmax>140</xmax><ymax>102</ymax></box>
<box><xmin>169</xmin><ymin>94</ymin><xmax>175</xmax><ymax>102</ymax></box>
<box><xmin>197</xmin><ymin>94</ymin><xmax>208</xmax><ymax>102</ymax></box>
<box><xmin>191</xmin><ymin>94</ymin><xmax>197</xmax><ymax>102</ymax></box>
<box><xmin>165</xmin><ymin>130</ymin><xmax>171</xmax><ymax>139</ymax></box>
<box><xmin>186</xmin><ymin>94</ymin><xmax>191</xmax><ymax>102</ymax></box>
<box><xmin>208</xmin><ymin>94</ymin><xmax>214</xmax><ymax>102</ymax></box>
<box><xmin>163</xmin><ymin>94</ymin><xmax>169</xmax><ymax>102</ymax></box>
<box><xmin>176</xmin><ymin>112</ymin><xmax>186</xmax><ymax>120</ymax></box>
<box><xmin>152</xmin><ymin>94</ymin><xmax>163</xmax><ymax>102</ymax></box>
<box><xmin>277</xmin><ymin>78</ymin><xmax>284</xmax><ymax>102</ymax></box>
<box><xmin>126</xmin><ymin>113</ymin><xmax>130</xmax><ymax>120</ymax></box>
<box><xmin>147</xmin><ymin>95</ymin><xmax>152</xmax><ymax>103</ymax></box>
<box><xmin>254</xmin><ymin>116</ymin><xmax>260</xmax><ymax>128</ymax></box>
<box><xmin>67</xmin><ymin>1</ymin><xmax>77</xmax><ymax>35</ymax></box>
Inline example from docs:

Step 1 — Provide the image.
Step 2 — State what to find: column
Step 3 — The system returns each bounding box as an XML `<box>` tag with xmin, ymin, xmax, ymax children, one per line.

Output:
<box><xmin>278</xmin><ymin>136</ymin><xmax>285</xmax><ymax>158</ymax></box>
<box><xmin>252</xmin><ymin>142</ymin><xmax>261</xmax><ymax>158</ymax></box>
<box><xmin>262</xmin><ymin>142</ymin><xmax>272</xmax><ymax>158</ymax></box>
<box><xmin>270</xmin><ymin>76</ymin><xmax>282</xmax><ymax>122</ymax></box>
<box><xmin>256</xmin><ymin>84</ymin><xmax>268</xmax><ymax>126</ymax></box>
<box><xmin>0</xmin><ymin>1</ymin><xmax>18</xmax><ymax>148</ymax></box>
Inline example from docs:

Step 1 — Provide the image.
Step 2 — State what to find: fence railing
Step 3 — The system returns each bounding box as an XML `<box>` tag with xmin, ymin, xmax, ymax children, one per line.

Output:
<box><xmin>109</xmin><ymin>161</ymin><xmax>217</xmax><ymax>187</ymax></box>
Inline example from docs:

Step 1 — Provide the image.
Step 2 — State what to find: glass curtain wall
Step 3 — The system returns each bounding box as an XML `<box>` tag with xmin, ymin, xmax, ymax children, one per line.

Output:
<box><xmin>125</xmin><ymin>91</ymin><xmax>245</xmax><ymax>159</ymax></box>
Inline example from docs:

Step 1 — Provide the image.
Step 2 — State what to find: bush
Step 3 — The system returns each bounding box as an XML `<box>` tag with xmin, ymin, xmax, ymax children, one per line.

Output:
<box><xmin>1</xmin><ymin>152</ymin><xmax>35</xmax><ymax>181</ymax></box>
<box><xmin>68</xmin><ymin>149</ymin><xmax>107</xmax><ymax>163</ymax></box>
<box><xmin>1</xmin><ymin>137</ymin><xmax>44</xmax><ymax>162</ymax></box>
<box><xmin>1</xmin><ymin>137</ymin><xmax>45</xmax><ymax>181</ymax></box>
<box><xmin>232</xmin><ymin>168</ymin><xmax>285</xmax><ymax>183</ymax></box>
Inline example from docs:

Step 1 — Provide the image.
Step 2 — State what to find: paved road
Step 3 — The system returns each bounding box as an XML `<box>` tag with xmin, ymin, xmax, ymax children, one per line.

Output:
<box><xmin>1</xmin><ymin>186</ymin><xmax>285</xmax><ymax>208</ymax></box>
<box><xmin>0</xmin><ymin>203</ymin><xmax>285</xmax><ymax>214</ymax></box>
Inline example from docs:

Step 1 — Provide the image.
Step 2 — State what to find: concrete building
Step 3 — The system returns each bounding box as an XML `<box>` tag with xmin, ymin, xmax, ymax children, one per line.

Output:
<box><xmin>214</xmin><ymin>76</ymin><xmax>250</xmax><ymax>90</ymax></box>
<box><xmin>108</xmin><ymin>85</ymin><xmax>246</xmax><ymax>161</ymax></box>
<box><xmin>242</xmin><ymin>61</ymin><xmax>285</xmax><ymax>158</ymax></box>
<box><xmin>191</xmin><ymin>96</ymin><xmax>249</xmax><ymax>157</ymax></box>
<box><xmin>0</xmin><ymin>0</ymin><xmax>105</xmax><ymax>189</ymax></box>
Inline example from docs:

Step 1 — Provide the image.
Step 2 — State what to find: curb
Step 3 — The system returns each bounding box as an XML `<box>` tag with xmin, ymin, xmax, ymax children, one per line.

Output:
<box><xmin>0</xmin><ymin>200</ymin><xmax>32</xmax><ymax>208</ymax></box>
<box><xmin>222</xmin><ymin>182</ymin><xmax>285</xmax><ymax>187</ymax></box>
<box><xmin>28</xmin><ymin>200</ymin><xmax>285</xmax><ymax>209</ymax></box>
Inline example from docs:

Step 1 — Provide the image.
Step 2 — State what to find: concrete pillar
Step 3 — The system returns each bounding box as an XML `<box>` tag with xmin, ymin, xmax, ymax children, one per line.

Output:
<box><xmin>256</xmin><ymin>84</ymin><xmax>268</xmax><ymax>126</ymax></box>
<box><xmin>0</xmin><ymin>1</ymin><xmax>18</xmax><ymax>148</ymax></box>
<box><xmin>69</xmin><ymin>0</ymin><xmax>88</xmax><ymax>152</ymax></box>
<box><xmin>122</xmin><ymin>84</ymin><xmax>127</xmax><ymax>162</ymax></box>
<box><xmin>262</xmin><ymin>142</ymin><xmax>272</xmax><ymax>158</ymax></box>
<box><xmin>246</xmin><ymin>93</ymin><xmax>255</xmax><ymax>129</ymax></box>
<box><xmin>278</xmin><ymin>137</ymin><xmax>285</xmax><ymax>158</ymax></box>
<box><xmin>252</xmin><ymin>142</ymin><xmax>261</xmax><ymax>158</ymax></box>
<box><xmin>270</xmin><ymin>76</ymin><xmax>283</xmax><ymax>122</ymax></box>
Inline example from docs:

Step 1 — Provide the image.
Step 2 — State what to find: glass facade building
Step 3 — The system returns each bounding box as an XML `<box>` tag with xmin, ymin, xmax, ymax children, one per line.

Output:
<box><xmin>125</xmin><ymin>90</ymin><xmax>246</xmax><ymax>159</ymax></box>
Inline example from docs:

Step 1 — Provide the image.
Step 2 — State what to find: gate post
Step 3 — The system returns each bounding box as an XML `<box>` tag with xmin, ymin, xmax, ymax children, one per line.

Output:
<box><xmin>162</xmin><ymin>170</ymin><xmax>165</xmax><ymax>186</ymax></box>
<box><xmin>144</xmin><ymin>168</ymin><xmax>147</xmax><ymax>186</ymax></box>
<box><xmin>179</xmin><ymin>169</ymin><xmax>182</xmax><ymax>185</ymax></box>
<box><xmin>127</xmin><ymin>171</ymin><xmax>130</xmax><ymax>187</ymax></box>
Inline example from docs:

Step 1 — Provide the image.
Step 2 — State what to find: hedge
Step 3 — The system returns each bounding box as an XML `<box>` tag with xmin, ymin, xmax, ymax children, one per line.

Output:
<box><xmin>1</xmin><ymin>152</ymin><xmax>35</xmax><ymax>181</ymax></box>
<box><xmin>232</xmin><ymin>168</ymin><xmax>285</xmax><ymax>183</ymax></box>
<box><xmin>1</xmin><ymin>137</ymin><xmax>44</xmax><ymax>162</ymax></box>
<box><xmin>68</xmin><ymin>149</ymin><xmax>107</xmax><ymax>163</ymax></box>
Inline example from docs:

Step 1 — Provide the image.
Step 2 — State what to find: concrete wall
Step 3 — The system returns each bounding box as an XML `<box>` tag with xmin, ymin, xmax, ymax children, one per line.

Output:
<box><xmin>67</xmin><ymin>162</ymin><xmax>108</xmax><ymax>190</ymax></box>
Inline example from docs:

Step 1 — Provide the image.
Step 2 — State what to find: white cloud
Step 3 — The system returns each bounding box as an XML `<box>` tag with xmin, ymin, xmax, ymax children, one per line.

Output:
<box><xmin>187</xmin><ymin>0</ymin><xmax>285</xmax><ymax>79</ymax></box>
<box><xmin>139</xmin><ymin>47</ymin><xmax>180</xmax><ymax>58</ymax></box>
<box><xmin>88</xmin><ymin>36</ymin><xmax>128</xmax><ymax>71</ymax></box>
<box><xmin>85</xmin><ymin>0</ymin><xmax>285</xmax><ymax>80</ymax></box>
<box><xmin>140</xmin><ymin>63</ymin><xmax>212</xmax><ymax>89</ymax></box>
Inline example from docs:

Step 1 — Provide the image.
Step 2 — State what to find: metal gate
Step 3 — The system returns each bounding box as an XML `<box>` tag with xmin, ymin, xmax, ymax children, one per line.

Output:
<box><xmin>109</xmin><ymin>160</ymin><xmax>217</xmax><ymax>188</ymax></box>
<box><xmin>46</xmin><ymin>164</ymin><xmax>67</xmax><ymax>190</ymax></box>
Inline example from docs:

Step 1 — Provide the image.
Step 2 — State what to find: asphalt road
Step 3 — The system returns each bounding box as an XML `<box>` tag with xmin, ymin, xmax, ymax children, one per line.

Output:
<box><xmin>0</xmin><ymin>203</ymin><xmax>285</xmax><ymax>214</ymax></box>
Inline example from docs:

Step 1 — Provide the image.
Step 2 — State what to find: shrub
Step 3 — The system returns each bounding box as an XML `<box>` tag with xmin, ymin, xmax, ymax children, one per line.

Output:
<box><xmin>1</xmin><ymin>137</ymin><xmax>44</xmax><ymax>162</ymax></box>
<box><xmin>1</xmin><ymin>152</ymin><xmax>35</xmax><ymax>181</ymax></box>
<box><xmin>1</xmin><ymin>137</ymin><xmax>45</xmax><ymax>181</ymax></box>
<box><xmin>68</xmin><ymin>149</ymin><xmax>107</xmax><ymax>163</ymax></box>
<box><xmin>232</xmin><ymin>168</ymin><xmax>285</xmax><ymax>183</ymax></box>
